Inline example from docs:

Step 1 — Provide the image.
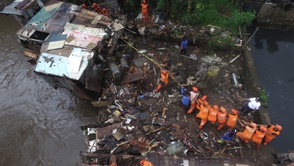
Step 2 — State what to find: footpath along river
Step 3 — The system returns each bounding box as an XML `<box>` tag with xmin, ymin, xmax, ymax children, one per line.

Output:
<box><xmin>250</xmin><ymin>28</ymin><xmax>294</xmax><ymax>153</ymax></box>
<box><xmin>0</xmin><ymin>14</ymin><xmax>96</xmax><ymax>166</ymax></box>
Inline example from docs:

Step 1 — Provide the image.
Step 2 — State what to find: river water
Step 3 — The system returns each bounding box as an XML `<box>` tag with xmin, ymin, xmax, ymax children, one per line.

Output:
<box><xmin>250</xmin><ymin>28</ymin><xmax>294</xmax><ymax>152</ymax></box>
<box><xmin>0</xmin><ymin>14</ymin><xmax>96</xmax><ymax>166</ymax></box>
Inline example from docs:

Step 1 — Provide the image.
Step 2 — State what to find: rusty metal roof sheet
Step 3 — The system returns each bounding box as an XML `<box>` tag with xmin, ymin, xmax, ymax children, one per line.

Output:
<box><xmin>35</xmin><ymin>47</ymin><xmax>93</xmax><ymax>80</ymax></box>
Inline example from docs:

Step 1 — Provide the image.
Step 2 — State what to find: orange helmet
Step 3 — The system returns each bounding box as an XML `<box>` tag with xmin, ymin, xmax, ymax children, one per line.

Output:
<box><xmin>92</xmin><ymin>3</ymin><xmax>98</xmax><ymax>7</ymax></box>
<box><xmin>231</xmin><ymin>109</ymin><xmax>238</xmax><ymax>115</ymax></box>
<box><xmin>213</xmin><ymin>105</ymin><xmax>218</xmax><ymax>110</ymax></box>
<box><xmin>220</xmin><ymin>106</ymin><xmax>227</xmax><ymax>113</ymax></box>
<box><xmin>162</xmin><ymin>70</ymin><xmax>168</xmax><ymax>75</ymax></box>
<box><xmin>201</xmin><ymin>95</ymin><xmax>207</xmax><ymax>101</ymax></box>
<box><xmin>140</xmin><ymin>159</ymin><xmax>147</xmax><ymax>165</ymax></box>
<box><xmin>203</xmin><ymin>101</ymin><xmax>209</xmax><ymax>106</ymax></box>
<box><xmin>275</xmin><ymin>124</ymin><xmax>282</xmax><ymax>131</ymax></box>
<box><xmin>260</xmin><ymin>125</ymin><xmax>267</xmax><ymax>132</ymax></box>
<box><xmin>192</xmin><ymin>86</ymin><xmax>198</xmax><ymax>92</ymax></box>
<box><xmin>250</xmin><ymin>122</ymin><xmax>257</xmax><ymax>128</ymax></box>
<box><xmin>82</xmin><ymin>3</ymin><xmax>87</xmax><ymax>8</ymax></box>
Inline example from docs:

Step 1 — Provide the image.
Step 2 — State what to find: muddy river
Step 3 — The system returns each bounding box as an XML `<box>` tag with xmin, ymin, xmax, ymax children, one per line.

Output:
<box><xmin>250</xmin><ymin>28</ymin><xmax>294</xmax><ymax>153</ymax></box>
<box><xmin>0</xmin><ymin>14</ymin><xmax>96</xmax><ymax>166</ymax></box>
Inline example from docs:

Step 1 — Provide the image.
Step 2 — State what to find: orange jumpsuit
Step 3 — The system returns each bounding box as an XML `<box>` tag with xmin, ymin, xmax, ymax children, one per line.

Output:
<box><xmin>226</xmin><ymin>113</ymin><xmax>238</xmax><ymax>129</ymax></box>
<box><xmin>217</xmin><ymin>107</ymin><xmax>227</xmax><ymax>130</ymax></box>
<box><xmin>236</xmin><ymin>125</ymin><xmax>256</xmax><ymax>143</ymax></box>
<box><xmin>102</xmin><ymin>8</ymin><xmax>109</xmax><ymax>16</ymax></box>
<box><xmin>196</xmin><ymin>102</ymin><xmax>210</xmax><ymax>129</ymax></box>
<box><xmin>263</xmin><ymin>125</ymin><xmax>280</xmax><ymax>145</ymax></box>
<box><xmin>187</xmin><ymin>90</ymin><xmax>199</xmax><ymax>114</ymax></box>
<box><xmin>208</xmin><ymin>105</ymin><xmax>218</xmax><ymax>124</ymax></box>
<box><xmin>154</xmin><ymin>70</ymin><xmax>169</xmax><ymax>92</ymax></box>
<box><xmin>141</xmin><ymin>3</ymin><xmax>149</xmax><ymax>21</ymax></box>
<box><xmin>251</xmin><ymin>129</ymin><xmax>266</xmax><ymax>149</ymax></box>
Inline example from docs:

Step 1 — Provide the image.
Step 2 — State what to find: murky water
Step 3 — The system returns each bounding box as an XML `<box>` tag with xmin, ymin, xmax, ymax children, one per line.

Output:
<box><xmin>250</xmin><ymin>28</ymin><xmax>294</xmax><ymax>152</ymax></box>
<box><xmin>0</xmin><ymin>14</ymin><xmax>95</xmax><ymax>166</ymax></box>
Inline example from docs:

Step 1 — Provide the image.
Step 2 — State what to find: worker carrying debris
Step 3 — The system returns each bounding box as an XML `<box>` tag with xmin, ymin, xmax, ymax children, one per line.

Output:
<box><xmin>208</xmin><ymin>105</ymin><xmax>219</xmax><ymax>124</ymax></box>
<box><xmin>236</xmin><ymin>121</ymin><xmax>257</xmax><ymax>143</ymax></box>
<box><xmin>187</xmin><ymin>87</ymin><xmax>200</xmax><ymax>114</ymax></box>
<box><xmin>141</xmin><ymin>0</ymin><xmax>149</xmax><ymax>21</ymax></box>
<box><xmin>263</xmin><ymin>124</ymin><xmax>282</xmax><ymax>145</ymax></box>
<box><xmin>154</xmin><ymin>69</ymin><xmax>169</xmax><ymax>93</ymax></box>
<box><xmin>251</xmin><ymin>125</ymin><xmax>267</xmax><ymax>149</ymax></box>
<box><xmin>226</xmin><ymin>109</ymin><xmax>238</xmax><ymax>129</ymax></box>
<box><xmin>196</xmin><ymin>101</ymin><xmax>210</xmax><ymax>129</ymax></box>
<box><xmin>217</xmin><ymin>106</ymin><xmax>227</xmax><ymax>130</ymax></box>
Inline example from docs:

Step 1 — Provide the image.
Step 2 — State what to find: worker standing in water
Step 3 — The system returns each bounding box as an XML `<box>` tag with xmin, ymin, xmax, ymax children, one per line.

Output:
<box><xmin>141</xmin><ymin>0</ymin><xmax>149</xmax><ymax>21</ymax></box>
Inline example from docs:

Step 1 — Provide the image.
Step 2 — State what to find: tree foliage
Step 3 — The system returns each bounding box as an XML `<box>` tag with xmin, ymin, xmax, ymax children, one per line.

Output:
<box><xmin>156</xmin><ymin>0</ymin><xmax>256</xmax><ymax>34</ymax></box>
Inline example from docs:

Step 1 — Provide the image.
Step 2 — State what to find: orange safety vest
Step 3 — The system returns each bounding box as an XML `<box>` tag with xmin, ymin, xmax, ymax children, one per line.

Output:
<box><xmin>226</xmin><ymin>114</ymin><xmax>238</xmax><ymax>128</ymax></box>
<box><xmin>160</xmin><ymin>73</ymin><xmax>169</xmax><ymax>85</ymax></box>
<box><xmin>102</xmin><ymin>8</ymin><xmax>109</xmax><ymax>16</ymax></box>
<box><xmin>217</xmin><ymin>111</ymin><xmax>227</xmax><ymax>124</ymax></box>
<box><xmin>141</xmin><ymin>3</ymin><xmax>148</xmax><ymax>13</ymax></box>
<box><xmin>208</xmin><ymin>107</ymin><xmax>218</xmax><ymax>122</ymax></box>
<box><xmin>197</xmin><ymin>104</ymin><xmax>209</xmax><ymax>120</ymax></box>
<box><xmin>196</xmin><ymin>98</ymin><xmax>206</xmax><ymax>110</ymax></box>
<box><xmin>251</xmin><ymin>129</ymin><xmax>266</xmax><ymax>144</ymax></box>
<box><xmin>264</xmin><ymin>125</ymin><xmax>280</xmax><ymax>142</ymax></box>
<box><xmin>243</xmin><ymin>126</ymin><xmax>256</xmax><ymax>140</ymax></box>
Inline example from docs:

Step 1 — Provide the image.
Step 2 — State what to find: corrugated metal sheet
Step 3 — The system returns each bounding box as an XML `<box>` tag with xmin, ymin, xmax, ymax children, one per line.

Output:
<box><xmin>62</xmin><ymin>23</ymin><xmax>106</xmax><ymax>49</ymax></box>
<box><xmin>35</xmin><ymin>48</ymin><xmax>93</xmax><ymax>80</ymax></box>
<box><xmin>0</xmin><ymin>0</ymin><xmax>24</xmax><ymax>15</ymax></box>
<box><xmin>26</xmin><ymin>2</ymin><xmax>63</xmax><ymax>28</ymax></box>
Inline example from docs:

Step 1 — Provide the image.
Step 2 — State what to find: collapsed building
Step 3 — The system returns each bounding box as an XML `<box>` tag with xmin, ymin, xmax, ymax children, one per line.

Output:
<box><xmin>1</xmin><ymin>1</ymin><xmax>279</xmax><ymax>166</ymax></box>
<box><xmin>2</xmin><ymin>0</ymin><xmax>129</xmax><ymax>100</ymax></box>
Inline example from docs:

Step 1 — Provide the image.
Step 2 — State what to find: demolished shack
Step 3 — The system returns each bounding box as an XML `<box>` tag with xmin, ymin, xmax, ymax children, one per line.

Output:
<box><xmin>1</xmin><ymin>0</ymin><xmax>127</xmax><ymax>100</ymax></box>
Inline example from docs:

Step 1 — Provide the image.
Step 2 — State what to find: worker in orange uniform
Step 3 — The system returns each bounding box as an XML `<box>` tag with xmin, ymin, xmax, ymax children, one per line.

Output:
<box><xmin>196</xmin><ymin>95</ymin><xmax>207</xmax><ymax>110</ymax></box>
<box><xmin>196</xmin><ymin>101</ymin><xmax>210</xmax><ymax>129</ymax></box>
<box><xmin>236</xmin><ymin>121</ymin><xmax>257</xmax><ymax>143</ymax></box>
<box><xmin>92</xmin><ymin>3</ymin><xmax>101</xmax><ymax>13</ymax></box>
<box><xmin>154</xmin><ymin>69</ymin><xmax>169</xmax><ymax>93</ymax></box>
<box><xmin>217</xmin><ymin>106</ymin><xmax>227</xmax><ymax>130</ymax></box>
<box><xmin>187</xmin><ymin>87</ymin><xmax>200</xmax><ymax>114</ymax></box>
<box><xmin>140</xmin><ymin>159</ymin><xmax>154</xmax><ymax>166</ymax></box>
<box><xmin>102</xmin><ymin>8</ymin><xmax>109</xmax><ymax>16</ymax></box>
<box><xmin>141</xmin><ymin>0</ymin><xmax>149</xmax><ymax>21</ymax></box>
<box><xmin>208</xmin><ymin>105</ymin><xmax>219</xmax><ymax>124</ymax></box>
<box><xmin>251</xmin><ymin>125</ymin><xmax>267</xmax><ymax>149</ymax></box>
<box><xmin>263</xmin><ymin>124</ymin><xmax>282</xmax><ymax>145</ymax></box>
<box><xmin>226</xmin><ymin>109</ymin><xmax>238</xmax><ymax>129</ymax></box>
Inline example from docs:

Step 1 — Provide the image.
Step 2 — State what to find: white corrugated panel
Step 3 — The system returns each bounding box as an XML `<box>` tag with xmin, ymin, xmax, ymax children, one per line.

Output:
<box><xmin>35</xmin><ymin>48</ymin><xmax>93</xmax><ymax>80</ymax></box>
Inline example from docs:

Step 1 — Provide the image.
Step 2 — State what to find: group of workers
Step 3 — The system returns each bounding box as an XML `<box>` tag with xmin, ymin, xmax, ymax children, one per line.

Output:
<box><xmin>153</xmin><ymin>68</ymin><xmax>283</xmax><ymax>150</ymax></box>
<box><xmin>81</xmin><ymin>2</ymin><xmax>109</xmax><ymax>16</ymax></box>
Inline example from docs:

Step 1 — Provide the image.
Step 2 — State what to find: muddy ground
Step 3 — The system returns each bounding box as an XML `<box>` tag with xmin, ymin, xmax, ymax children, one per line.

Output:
<box><xmin>82</xmin><ymin>19</ymin><xmax>283</xmax><ymax>166</ymax></box>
